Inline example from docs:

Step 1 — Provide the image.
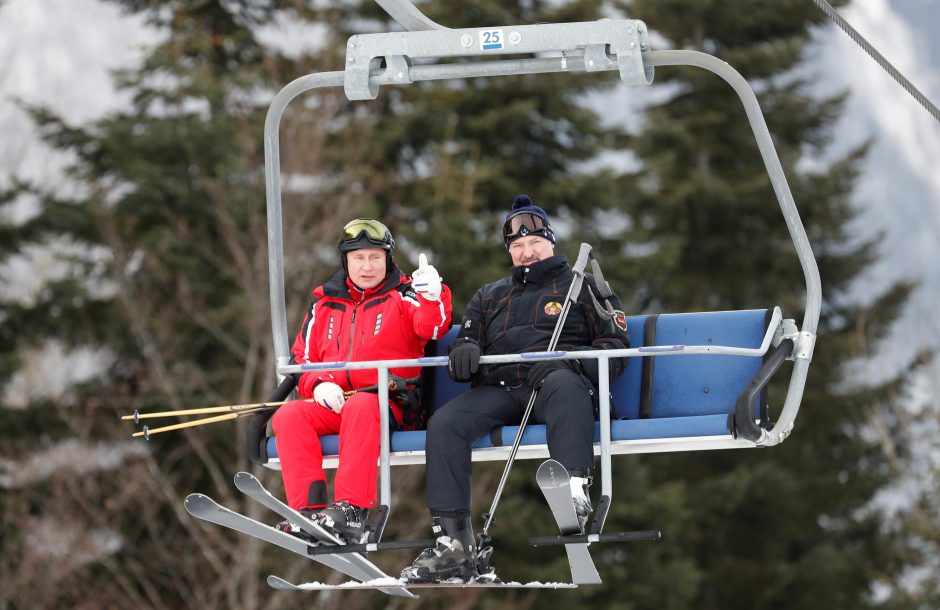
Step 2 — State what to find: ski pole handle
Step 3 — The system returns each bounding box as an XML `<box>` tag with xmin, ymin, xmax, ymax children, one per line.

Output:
<box><xmin>571</xmin><ymin>242</ymin><xmax>592</xmax><ymax>278</ymax></box>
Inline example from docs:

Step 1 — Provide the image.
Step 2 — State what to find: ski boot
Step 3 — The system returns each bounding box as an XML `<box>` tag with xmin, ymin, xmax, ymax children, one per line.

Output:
<box><xmin>401</xmin><ymin>513</ymin><xmax>499</xmax><ymax>583</ymax></box>
<box><xmin>314</xmin><ymin>501</ymin><xmax>370</xmax><ymax>544</ymax></box>
<box><xmin>274</xmin><ymin>507</ymin><xmax>320</xmax><ymax>542</ymax></box>
<box><xmin>570</xmin><ymin>469</ymin><xmax>593</xmax><ymax>533</ymax></box>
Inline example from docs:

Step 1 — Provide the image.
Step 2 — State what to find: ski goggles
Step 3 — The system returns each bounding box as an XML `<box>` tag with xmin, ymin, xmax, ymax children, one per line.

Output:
<box><xmin>342</xmin><ymin>218</ymin><xmax>392</xmax><ymax>245</ymax></box>
<box><xmin>503</xmin><ymin>212</ymin><xmax>553</xmax><ymax>243</ymax></box>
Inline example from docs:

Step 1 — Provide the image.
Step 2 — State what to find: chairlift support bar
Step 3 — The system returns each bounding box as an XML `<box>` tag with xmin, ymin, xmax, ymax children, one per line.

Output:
<box><xmin>276</xmin><ymin>306</ymin><xmax>785</xmax><ymax>376</ymax></box>
<box><xmin>343</xmin><ymin>20</ymin><xmax>653</xmax><ymax>100</ymax></box>
<box><xmin>373</xmin><ymin>0</ymin><xmax>445</xmax><ymax>32</ymax></box>
<box><xmin>262</xmin><ymin>14</ymin><xmax>822</xmax><ymax>523</ymax></box>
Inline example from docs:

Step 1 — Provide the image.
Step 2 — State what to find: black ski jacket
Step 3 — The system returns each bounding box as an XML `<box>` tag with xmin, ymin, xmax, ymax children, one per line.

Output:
<box><xmin>451</xmin><ymin>254</ymin><xmax>630</xmax><ymax>390</ymax></box>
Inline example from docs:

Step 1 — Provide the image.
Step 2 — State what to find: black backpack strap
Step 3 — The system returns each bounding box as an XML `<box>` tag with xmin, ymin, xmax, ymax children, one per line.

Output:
<box><xmin>390</xmin><ymin>377</ymin><xmax>425</xmax><ymax>430</ymax></box>
<box><xmin>245</xmin><ymin>375</ymin><xmax>297</xmax><ymax>465</ymax></box>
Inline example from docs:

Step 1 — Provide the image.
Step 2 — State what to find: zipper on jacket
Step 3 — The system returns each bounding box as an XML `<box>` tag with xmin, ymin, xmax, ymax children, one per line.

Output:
<box><xmin>346</xmin><ymin>300</ymin><xmax>362</xmax><ymax>388</ymax></box>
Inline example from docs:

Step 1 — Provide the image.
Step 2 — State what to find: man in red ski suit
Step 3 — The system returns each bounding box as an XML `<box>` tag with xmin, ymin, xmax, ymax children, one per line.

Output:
<box><xmin>272</xmin><ymin>218</ymin><xmax>452</xmax><ymax>543</ymax></box>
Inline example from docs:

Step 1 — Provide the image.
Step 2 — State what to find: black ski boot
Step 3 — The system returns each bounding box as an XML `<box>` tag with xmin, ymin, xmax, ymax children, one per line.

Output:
<box><xmin>274</xmin><ymin>507</ymin><xmax>319</xmax><ymax>542</ymax></box>
<box><xmin>401</xmin><ymin>513</ymin><xmax>498</xmax><ymax>583</ymax></box>
<box><xmin>315</xmin><ymin>501</ymin><xmax>370</xmax><ymax>544</ymax></box>
<box><xmin>570</xmin><ymin>469</ymin><xmax>593</xmax><ymax>533</ymax></box>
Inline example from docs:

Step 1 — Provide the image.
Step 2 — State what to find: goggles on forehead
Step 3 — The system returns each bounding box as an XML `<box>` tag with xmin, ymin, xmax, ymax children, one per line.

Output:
<box><xmin>504</xmin><ymin>212</ymin><xmax>547</xmax><ymax>236</ymax></box>
<box><xmin>503</xmin><ymin>212</ymin><xmax>552</xmax><ymax>243</ymax></box>
<box><xmin>342</xmin><ymin>218</ymin><xmax>392</xmax><ymax>245</ymax></box>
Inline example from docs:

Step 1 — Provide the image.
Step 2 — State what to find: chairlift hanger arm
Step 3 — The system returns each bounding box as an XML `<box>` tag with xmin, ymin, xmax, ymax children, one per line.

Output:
<box><xmin>375</xmin><ymin>0</ymin><xmax>445</xmax><ymax>31</ymax></box>
<box><xmin>344</xmin><ymin>19</ymin><xmax>654</xmax><ymax>100</ymax></box>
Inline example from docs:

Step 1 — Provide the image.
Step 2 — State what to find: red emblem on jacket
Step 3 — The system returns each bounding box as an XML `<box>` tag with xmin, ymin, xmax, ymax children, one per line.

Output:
<box><xmin>612</xmin><ymin>309</ymin><xmax>627</xmax><ymax>331</ymax></box>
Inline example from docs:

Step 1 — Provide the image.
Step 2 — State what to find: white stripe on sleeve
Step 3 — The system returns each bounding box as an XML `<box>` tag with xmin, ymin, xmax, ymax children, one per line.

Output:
<box><xmin>303</xmin><ymin>301</ymin><xmax>317</xmax><ymax>361</ymax></box>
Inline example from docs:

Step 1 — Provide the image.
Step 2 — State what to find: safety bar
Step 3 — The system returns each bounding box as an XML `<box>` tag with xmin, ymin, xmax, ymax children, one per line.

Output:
<box><xmin>733</xmin><ymin>338</ymin><xmax>795</xmax><ymax>441</ymax></box>
<box><xmin>276</xmin><ymin>306</ymin><xmax>783</xmax><ymax>377</ymax></box>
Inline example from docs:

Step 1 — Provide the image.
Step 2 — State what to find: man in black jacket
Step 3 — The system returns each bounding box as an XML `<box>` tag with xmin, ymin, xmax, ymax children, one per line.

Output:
<box><xmin>402</xmin><ymin>195</ymin><xmax>630</xmax><ymax>583</ymax></box>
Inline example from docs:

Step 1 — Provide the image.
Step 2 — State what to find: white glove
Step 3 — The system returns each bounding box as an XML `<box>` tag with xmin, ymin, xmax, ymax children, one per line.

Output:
<box><xmin>412</xmin><ymin>253</ymin><xmax>442</xmax><ymax>301</ymax></box>
<box><xmin>313</xmin><ymin>381</ymin><xmax>346</xmax><ymax>413</ymax></box>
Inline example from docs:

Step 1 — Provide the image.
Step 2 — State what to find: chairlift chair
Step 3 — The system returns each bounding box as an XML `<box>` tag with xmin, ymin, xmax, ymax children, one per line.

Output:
<box><xmin>246</xmin><ymin>0</ymin><xmax>820</xmax><ymax>552</ymax></box>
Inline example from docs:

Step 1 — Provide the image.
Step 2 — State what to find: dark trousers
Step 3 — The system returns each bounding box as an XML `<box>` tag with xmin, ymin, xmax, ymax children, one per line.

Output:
<box><xmin>425</xmin><ymin>369</ymin><xmax>595</xmax><ymax>512</ymax></box>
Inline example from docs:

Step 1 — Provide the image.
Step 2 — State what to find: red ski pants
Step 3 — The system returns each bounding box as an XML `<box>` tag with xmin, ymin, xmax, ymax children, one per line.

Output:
<box><xmin>271</xmin><ymin>393</ymin><xmax>402</xmax><ymax>510</ymax></box>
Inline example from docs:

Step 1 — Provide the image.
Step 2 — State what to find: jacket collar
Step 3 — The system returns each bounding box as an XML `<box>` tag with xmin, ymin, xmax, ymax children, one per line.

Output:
<box><xmin>510</xmin><ymin>254</ymin><xmax>569</xmax><ymax>285</ymax></box>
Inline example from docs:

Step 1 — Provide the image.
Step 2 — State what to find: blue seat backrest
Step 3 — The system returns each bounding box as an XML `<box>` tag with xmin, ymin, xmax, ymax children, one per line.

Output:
<box><xmin>429</xmin><ymin>320</ymin><xmax>647</xmax><ymax>418</ymax></box>
<box><xmin>650</xmin><ymin>309</ymin><xmax>767</xmax><ymax>418</ymax></box>
<box><xmin>425</xmin><ymin>310</ymin><xmax>767</xmax><ymax>420</ymax></box>
<box><xmin>608</xmin><ymin>315</ymin><xmax>645</xmax><ymax>419</ymax></box>
<box><xmin>427</xmin><ymin>326</ymin><xmax>469</xmax><ymax>412</ymax></box>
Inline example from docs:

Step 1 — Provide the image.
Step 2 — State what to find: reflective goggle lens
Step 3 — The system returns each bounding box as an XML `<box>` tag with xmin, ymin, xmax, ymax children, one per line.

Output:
<box><xmin>343</xmin><ymin>218</ymin><xmax>389</xmax><ymax>242</ymax></box>
<box><xmin>503</xmin><ymin>213</ymin><xmax>547</xmax><ymax>238</ymax></box>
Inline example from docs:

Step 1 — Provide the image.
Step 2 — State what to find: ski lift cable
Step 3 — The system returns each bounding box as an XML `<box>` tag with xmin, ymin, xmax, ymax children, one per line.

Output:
<box><xmin>811</xmin><ymin>0</ymin><xmax>940</xmax><ymax>123</ymax></box>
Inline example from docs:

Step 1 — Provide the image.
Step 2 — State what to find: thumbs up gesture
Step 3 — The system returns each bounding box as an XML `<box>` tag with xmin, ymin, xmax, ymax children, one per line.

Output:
<box><xmin>412</xmin><ymin>253</ymin><xmax>443</xmax><ymax>301</ymax></box>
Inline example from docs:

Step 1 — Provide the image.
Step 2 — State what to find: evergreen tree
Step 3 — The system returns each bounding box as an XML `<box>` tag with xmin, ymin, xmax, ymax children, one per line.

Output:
<box><xmin>1</xmin><ymin>0</ymin><xmax>923</xmax><ymax>608</ymax></box>
<box><xmin>323</xmin><ymin>2</ymin><xmax>920</xmax><ymax>608</ymax></box>
<box><xmin>531</xmin><ymin>1</ymin><xmax>916</xmax><ymax>609</ymax></box>
<box><xmin>0</xmin><ymin>2</ymin><xmax>382</xmax><ymax>608</ymax></box>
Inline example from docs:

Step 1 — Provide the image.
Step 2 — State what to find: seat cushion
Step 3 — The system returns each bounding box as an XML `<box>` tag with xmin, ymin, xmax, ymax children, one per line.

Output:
<box><xmin>265</xmin><ymin>413</ymin><xmax>735</xmax><ymax>460</ymax></box>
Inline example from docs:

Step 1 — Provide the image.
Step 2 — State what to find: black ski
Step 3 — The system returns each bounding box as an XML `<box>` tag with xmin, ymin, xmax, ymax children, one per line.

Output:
<box><xmin>535</xmin><ymin>459</ymin><xmax>602</xmax><ymax>584</ymax></box>
<box><xmin>266</xmin><ymin>575</ymin><xmax>577</xmax><ymax>592</ymax></box>
<box><xmin>184</xmin><ymin>485</ymin><xmax>413</xmax><ymax>598</ymax></box>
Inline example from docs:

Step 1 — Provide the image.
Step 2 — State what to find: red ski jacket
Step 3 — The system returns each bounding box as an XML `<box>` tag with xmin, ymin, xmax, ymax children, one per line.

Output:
<box><xmin>292</xmin><ymin>266</ymin><xmax>452</xmax><ymax>398</ymax></box>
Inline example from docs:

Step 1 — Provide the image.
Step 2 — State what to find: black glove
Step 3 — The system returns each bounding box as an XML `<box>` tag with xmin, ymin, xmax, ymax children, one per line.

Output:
<box><xmin>448</xmin><ymin>342</ymin><xmax>482</xmax><ymax>382</ymax></box>
<box><xmin>527</xmin><ymin>359</ymin><xmax>579</xmax><ymax>389</ymax></box>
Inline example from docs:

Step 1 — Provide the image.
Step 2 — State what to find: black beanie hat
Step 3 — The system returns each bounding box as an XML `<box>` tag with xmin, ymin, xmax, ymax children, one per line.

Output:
<box><xmin>503</xmin><ymin>194</ymin><xmax>556</xmax><ymax>247</ymax></box>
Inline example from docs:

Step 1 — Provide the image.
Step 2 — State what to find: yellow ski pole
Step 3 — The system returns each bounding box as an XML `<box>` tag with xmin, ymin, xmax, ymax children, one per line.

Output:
<box><xmin>122</xmin><ymin>383</ymin><xmax>387</xmax><ymax>424</ymax></box>
<box><xmin>121</xmin><ymin>399</ymin><xmax>313</xmax><ymax>423</ymax></box>
<box><xmin>128</xmin><ymin>389</ymin><xmax>369</xmax><ymax>437</ymax></box>
<box><xmin>132</xmin><ymin>406</ymin><xmax>284</xmax><ymax>439</ymax></box>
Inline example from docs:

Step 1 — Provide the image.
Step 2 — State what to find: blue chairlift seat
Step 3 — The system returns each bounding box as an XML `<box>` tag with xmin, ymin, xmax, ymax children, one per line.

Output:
<box><xmin>261</xmin><ymin>308</ymin><xmax>776</xmax><ymax>470</ymax></box>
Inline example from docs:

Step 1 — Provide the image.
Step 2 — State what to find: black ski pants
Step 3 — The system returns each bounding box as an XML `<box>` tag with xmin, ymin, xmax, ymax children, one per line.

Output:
<box><xmin>425</xmin><ymin>368</ymin><xmax>595</xmax><ymax>512</ymax></box>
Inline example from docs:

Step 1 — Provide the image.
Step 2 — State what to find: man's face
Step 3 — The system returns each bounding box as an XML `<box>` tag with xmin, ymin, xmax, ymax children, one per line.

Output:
<box><xmin>508</xmin><ymin>235</ymin><xmax>554</xmax><ymax>267</ymax></box>
<box><xmin>346</xmin><ymin>247</ymin><xmax>387</xmax><ymax>289</ymax></box>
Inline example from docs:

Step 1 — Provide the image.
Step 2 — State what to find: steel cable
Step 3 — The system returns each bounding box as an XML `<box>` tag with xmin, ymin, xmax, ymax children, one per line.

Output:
<box><xmin>811</xmin><ymin>0</ymin><xmax>939</xmax><ymax>123</ymax></box>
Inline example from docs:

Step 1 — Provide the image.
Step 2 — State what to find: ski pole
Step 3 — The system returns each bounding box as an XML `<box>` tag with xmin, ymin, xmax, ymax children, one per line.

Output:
<box><xmin>122</xmin><ymin>398</ymin><xmax>314</xmax><ymax>422</ymax></box>
<box><xmin>128</xmin><ymin>376</ymin><xmax>423</xmax><ymax>437</ymax></box>
<box><xmin>123</xmin><ymin>377</ymin><xmax>418</xmax><ymax>423</ymax></box>
<box><xmin>132</xmin><ymin>408</ymin><xmax>269</xmax><ymax>439</ymax></box>
<box><xmin>480</xmin><ymin>242</ymin><xmax>593</xmax><ymax>542</ymax></box>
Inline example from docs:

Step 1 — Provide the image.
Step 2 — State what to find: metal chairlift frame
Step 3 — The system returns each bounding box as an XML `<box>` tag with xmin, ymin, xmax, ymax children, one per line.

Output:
<box><xmin>260</xmin><ymin>0</ymin><xmax>821</xmax><ymax>529</ymax></box>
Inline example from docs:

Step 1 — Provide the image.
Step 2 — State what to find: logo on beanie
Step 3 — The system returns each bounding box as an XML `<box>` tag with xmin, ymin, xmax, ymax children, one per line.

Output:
<box><xmin>544</xmin><ymin>302</ymin><xmax>562</xmax><ymax>316</ymax></box>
